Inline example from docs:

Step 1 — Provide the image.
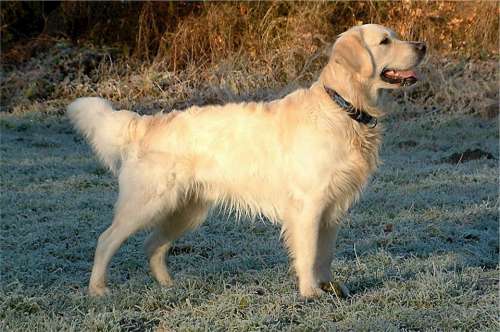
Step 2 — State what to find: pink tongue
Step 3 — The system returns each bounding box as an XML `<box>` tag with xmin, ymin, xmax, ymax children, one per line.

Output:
<box><xmin>389</xmin><ymin>70</ymin><xmax>417</xmax><ymax>78</ymax></box>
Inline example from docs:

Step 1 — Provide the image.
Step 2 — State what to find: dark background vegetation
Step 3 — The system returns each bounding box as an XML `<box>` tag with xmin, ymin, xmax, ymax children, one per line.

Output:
<box><xmin>2</xmin><ymin>1</ymin><xmax>498</xmax><ymax>64</ymax></box>
<box><xmin>1</xmin><ymin>1</ymin><xmax>498</xmax><ymax>115</ymax></box>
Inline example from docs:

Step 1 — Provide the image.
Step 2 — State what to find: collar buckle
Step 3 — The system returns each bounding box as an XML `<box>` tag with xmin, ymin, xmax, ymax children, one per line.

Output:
<box><xmin>366</xmin><ymin>117</ymin><xmax>378</xmax><ymax>128</ymax></box>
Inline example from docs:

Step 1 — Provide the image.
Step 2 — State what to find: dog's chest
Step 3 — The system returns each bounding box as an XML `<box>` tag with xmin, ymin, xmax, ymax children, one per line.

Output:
<box><xmin>326</xmin><ymin>128</ymin><xmax>381</xmax><ymax>214</ymax></box>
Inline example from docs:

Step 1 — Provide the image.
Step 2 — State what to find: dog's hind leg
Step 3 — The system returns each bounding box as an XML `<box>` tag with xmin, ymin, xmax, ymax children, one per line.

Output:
<box><xmin>145</xmin><ymin>199</ymin><xmax>209</xmax><ymax>287</ymax></box>
<box><xmin>89</xmin><ymin>195</ymin><xmax>169</xmax><ymax>296</ymax></box>
<box><xmin>89</xmin><ymin>162</ymin><xmax>178</xmax><ymax>297</ymax></box>
<box><xmin>89</xmin><ymin>211</ymin><xmax>144</xmax><ymax>295</ymax></box>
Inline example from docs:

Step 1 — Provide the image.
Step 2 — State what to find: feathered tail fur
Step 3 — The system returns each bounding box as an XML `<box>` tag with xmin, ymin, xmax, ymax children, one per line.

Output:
<box><xmin>67</xmin><ymin>97</ymin><xmax>139</xmax><ymax>174</ymax></box>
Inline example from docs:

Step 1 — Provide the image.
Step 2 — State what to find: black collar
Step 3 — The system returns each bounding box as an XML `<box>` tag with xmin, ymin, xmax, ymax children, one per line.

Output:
<box><xmin>324</xmin><ymin>86</ymin><xmax>377</xmax><ymax>128</ymax></box>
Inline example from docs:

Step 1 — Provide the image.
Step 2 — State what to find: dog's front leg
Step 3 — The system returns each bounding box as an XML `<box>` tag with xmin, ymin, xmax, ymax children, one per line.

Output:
<box><xmin>283</xmin><ymin>202</ymin><xmax>324</xmax><ymax>299</ymax></box>
<box><xmin>314</xmin><ymin>209</ymin><xmax>351</xmax><ymax>298</ymax></box>
<box><xmin>315</xmin><ymin>222</ymin><xmax>339</xmax><ymax>284</ymax></box>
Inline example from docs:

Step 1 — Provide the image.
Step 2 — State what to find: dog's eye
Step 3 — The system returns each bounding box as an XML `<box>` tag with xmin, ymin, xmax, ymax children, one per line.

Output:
<box><xmin>380</xmin><ymin>37</ymin><xmax>390</xmax><ymax>45</ymax></box>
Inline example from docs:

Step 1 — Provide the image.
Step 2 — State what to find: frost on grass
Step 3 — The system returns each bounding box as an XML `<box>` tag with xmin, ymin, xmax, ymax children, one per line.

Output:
<box><xmin>0</xmin><ymin>103</ymin><xmax>498</xmax><ymax>331</ymax></box>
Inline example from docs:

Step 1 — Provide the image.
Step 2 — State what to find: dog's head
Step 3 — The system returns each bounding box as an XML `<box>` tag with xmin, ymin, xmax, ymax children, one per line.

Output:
<box><xmin>321</xmin><ymin>24</ymin><xmax>426</xmax><ymax>96</ymax></box>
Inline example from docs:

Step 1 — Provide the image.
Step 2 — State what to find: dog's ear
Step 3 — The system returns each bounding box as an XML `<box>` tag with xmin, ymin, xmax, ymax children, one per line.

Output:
<box><xmin>332</xmin><ymin>32</ymin><xmax>373</xmax><ymax>77</ymax></box>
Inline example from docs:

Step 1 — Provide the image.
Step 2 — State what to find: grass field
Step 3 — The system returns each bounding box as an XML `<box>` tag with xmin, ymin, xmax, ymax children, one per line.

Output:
<box><xmin>1</xmin><ymin>94</ymin><xmax>498</xmax><ymax>330</ymax></box>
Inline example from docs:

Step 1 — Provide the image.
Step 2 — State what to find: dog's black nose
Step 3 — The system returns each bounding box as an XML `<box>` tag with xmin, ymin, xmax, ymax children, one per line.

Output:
<box><xmin>414</xmin><ymin>42</ymin><xmax>426</xmax><ymax>54</ymax></box>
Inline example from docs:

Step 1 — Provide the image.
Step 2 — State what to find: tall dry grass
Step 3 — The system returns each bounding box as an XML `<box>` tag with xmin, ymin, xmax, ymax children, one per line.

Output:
<box><xmin>1</xmin><ymin>1</ymin><xmax>498</xmax><ymax>118</ymax></box>
<box><xmin>2</xmin><ymin>2</ymin><xmax>498</xmax><ymax>64</ymax></box>
<box><xmin>128</xmin><ymin>2</ymin><xmax>499</xmax><ymax>70</ymax></box>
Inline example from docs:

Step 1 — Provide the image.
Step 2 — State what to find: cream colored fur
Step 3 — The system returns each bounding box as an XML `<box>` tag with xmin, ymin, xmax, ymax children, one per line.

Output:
<box><xmin>67</xmin><ymin>24</ymin><xmax>425</xmax><ymax>298</ymax></box>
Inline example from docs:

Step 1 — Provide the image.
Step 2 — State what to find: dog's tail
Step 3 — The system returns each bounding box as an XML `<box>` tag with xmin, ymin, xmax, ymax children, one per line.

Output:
<box><xmin>67</xmin><ymin>97</ymin><xmax>141</xmax><ymax>174</ymax></box>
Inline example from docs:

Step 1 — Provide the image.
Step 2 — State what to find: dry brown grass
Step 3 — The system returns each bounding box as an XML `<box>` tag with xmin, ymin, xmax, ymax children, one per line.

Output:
<box><xmin>2</xmin><ymin>2</ymin><xmax>498</xmax><ymax>64</ymax></box>
<box><xmin>122</xmin><ymin>2</ymin><xmax>499</xmax><ymax>74</ymax></box>
<box><xmin>0</xmin><ymin>1</ymin><xmax>498</xmax><ymax>118</ymax></box>
<box><xmin>133</xmin><ymin>2</ymin><xmax>499</xmax><ymax>63</ymax></box>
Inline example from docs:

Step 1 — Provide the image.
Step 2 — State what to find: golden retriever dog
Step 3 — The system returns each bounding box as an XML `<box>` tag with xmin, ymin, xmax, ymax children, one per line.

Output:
<box><xmin>68</xmin><ymin>24</ymin><xmax>425</xmax><ymax>298</ymax></box>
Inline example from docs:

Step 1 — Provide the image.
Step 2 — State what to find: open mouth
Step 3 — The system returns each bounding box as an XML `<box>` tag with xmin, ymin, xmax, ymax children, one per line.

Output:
<box><xmin>381</xmin><ymin>68</ymin><xmax>418</xmax><ymax>86</ymax></box>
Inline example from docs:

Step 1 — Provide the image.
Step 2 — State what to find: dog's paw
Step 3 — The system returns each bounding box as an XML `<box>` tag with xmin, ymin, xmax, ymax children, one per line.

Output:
<box><xmin>319</xmin><ymin>281</ymin><xmax>351</xmax><ymax>298</ymax></box>
<box><xmin>299</xmin><ymin>285</ymin><xmax>325</xmax><ymax>300</ymax></box>
<box><xmin>151</xmin><ymin>270</ymin><xmax>174</xmax><ymax>287</ymax></box>
<box><xmin>157</xmin><ymin>276</ymin><xmax>174</xmax><ymax>288</ymax></box>
<box><xmin>88</xmin><ymin>285</ymin><xmax>110</xmax><ymax>297</ymax></box>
